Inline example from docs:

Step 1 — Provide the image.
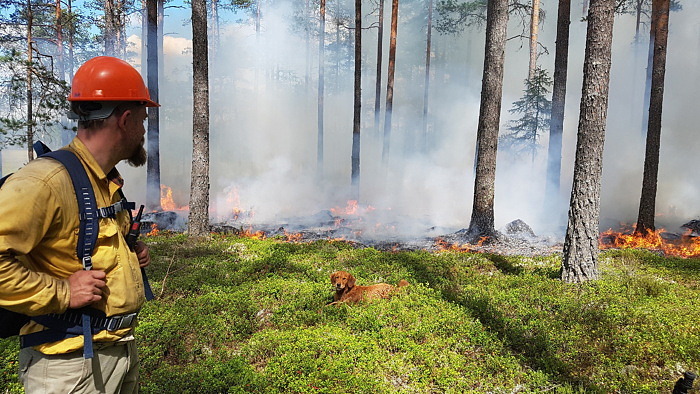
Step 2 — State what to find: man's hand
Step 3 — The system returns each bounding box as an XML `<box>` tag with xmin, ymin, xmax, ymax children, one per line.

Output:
<box><xmin>68</xmin><ymin>270</ymin><xmax>106</xmax><ymax>309</ymax></box>
<box><xmin>134</xmin><ymin>241</ymin><xmax>150</xmax><ymax>268</ymax></box>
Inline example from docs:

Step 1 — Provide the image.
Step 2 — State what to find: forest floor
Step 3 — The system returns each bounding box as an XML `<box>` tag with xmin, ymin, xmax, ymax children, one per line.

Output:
<box><xmin>1</xmin><ymin>232</ymin><xmax>698</xmax><ymax>393</ymax></box>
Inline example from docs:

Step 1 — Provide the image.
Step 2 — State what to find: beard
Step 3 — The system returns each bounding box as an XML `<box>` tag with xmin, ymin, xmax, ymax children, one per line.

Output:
<box><xmin>127</xmin><ymin>138</ymin><xmax>147</xmax><ymax>167</ymax></box>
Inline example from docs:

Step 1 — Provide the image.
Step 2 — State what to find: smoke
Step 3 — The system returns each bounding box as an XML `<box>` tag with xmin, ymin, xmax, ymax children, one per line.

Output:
<box><xmin>115</xmin><ymin>1</ymin><xmax>700</xmax><ymax>241</ymax></box>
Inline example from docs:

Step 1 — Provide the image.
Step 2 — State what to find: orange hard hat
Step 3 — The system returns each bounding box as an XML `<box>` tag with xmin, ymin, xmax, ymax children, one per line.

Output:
<box><xmin>69</xmin><ymin>56</ymin><xmax>159</xmax><ymax>107</ymax></box>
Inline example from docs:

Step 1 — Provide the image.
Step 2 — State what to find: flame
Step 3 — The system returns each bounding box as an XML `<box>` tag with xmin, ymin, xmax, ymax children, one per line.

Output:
<box><xmin>434</xmin><ymin>236</ymin><xmax>488</xmax><ymax>253</ymax></box>
<box><xmin>146</xmin><ymin>223</ymin><xmax>160</xmax><ymax>237</ymax></box>
<box><xmin>238</xmin><ymin>227</ymin><xmax>266</xmax><ymax>240</ymax></box>
<box><xmin>284</xmin><ymin>230</ymin><xmax>303</xmax><ymax>242</ymax></box>
<box><xmin>159</xmin><ymin>184</ymin><xmax>188</xmax><ymax>211</ymax></box>
<box><xmin>434</xmin><ymin>237</ymin><xmax>474</xmax><ymax>252</ymax></box>
<box><xmin>330</xmin><ymin>200</ymin><xmax>375</xmax><ymax>217</ymax></box>
<box><xmin>599</xmin><ymin>226</ymin><xmax>700</xmax><ymax>258</ymax></box>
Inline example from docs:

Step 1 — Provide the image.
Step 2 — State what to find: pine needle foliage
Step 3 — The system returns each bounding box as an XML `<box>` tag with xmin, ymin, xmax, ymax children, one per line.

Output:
<box><xmin>500</xmin><ymin>66</ymin><xmax>552</xmax><ymax>162</ymax></box>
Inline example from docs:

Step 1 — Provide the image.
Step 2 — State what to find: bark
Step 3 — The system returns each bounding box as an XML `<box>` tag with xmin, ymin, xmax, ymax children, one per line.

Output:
<box><xmin>189</xmin><ymin>0</ymin><xmax>211</xmax><ymax>237</ymax></box>
<box><xmin>641</xmin><ymin>0</ymin><xmax>654</xmax><ymax>137</ymax></box>
<box><xmin>67</xmin><ymin>0</ymin><xmax>74</xmax><ymax>81</ymax></box>
<box><xmin>351</xmin><ymin>0</ymin><xmax>361</xmax><ymax>200</ymax></box>
<box><xmin>374</xmin><ymin>0</ymin><xmax>384</xmax><ymax>132</ymax></box>
<box><xmin>561</xmin><ymin>0</ymin><xmax>616</xmax><ymax>283</ymax></box>
<box><xmin>544</xmin><ymin>0</ymin><xmax>571</xmax><ymax>213</ymax></box>
<box><xmin>104</xmin><ymin>0</ymin><xmax>117</xmax><ymax>56</ymax></box>
<box><xmin>635</xmin><ymin>0</ymin><xmax>669</xmax><ymax>235</ymax></box>
<box><xmin>528</xmin><ymin>0</ymin><xmax>541</xmax><ymax>81</ymax></box>
<box><xmin>317</xmin><ymin>0</ymin><xmax>326</xmax><ymax>179</ymax></box>
<box><xmin>55</xmin><ymin>0</ymin><xmax>65</xmax><ymax>81</ymax></box>
<box><xmin>635</xmin><ymin>0</ymin><xmax>643</xmax><ymax>41</ymax></box>
<box><xmin>103</xmin><ymin>0</ymin><xmax>126</xmax><ymax>57</ymax></box>
<box><xmin>422</xmin><ymin>0</ymin><xmax>434</xmax><ymax>150</ymax></box>
<box><xmin>146</xmin><ymin>0</ymin><xmax>161</xmax><ymax>211</ymax></box>
<box><xmin>26</xmin><ymin>0</ymin><xmax>34</xmax><ymax>161</ymax></box>
<box><xmin>467</xmin><ymin>0</ymin><xmax>509</xmax><ymax>237</ymax></box>
<box><xmin>210</xmin><ymin>0</ymin><xmax>220</xmax><ymax>60</ymax></box>
<box><xmin>381</xmin><ymin>0</ymin><xmax>398</xmax><ymax>163</ymax></box>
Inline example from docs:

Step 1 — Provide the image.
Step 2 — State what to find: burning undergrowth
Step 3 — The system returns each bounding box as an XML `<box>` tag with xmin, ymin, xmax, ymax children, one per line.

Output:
<box><xmin>142</xmin><ymin>199</ymin><xmax>563</xmax><ymax>256</ymax></box>
<box><xmin>142</xmin><ymin>187</ymin><xmax>700</xmax><ymax>258</ymax></box>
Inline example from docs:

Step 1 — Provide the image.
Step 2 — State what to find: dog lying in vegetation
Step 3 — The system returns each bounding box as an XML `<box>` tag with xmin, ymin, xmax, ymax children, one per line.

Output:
<box><xmin>328</xmin><ymin>270</ymin><xmax>409</xmax><ymax>305</ymax></box>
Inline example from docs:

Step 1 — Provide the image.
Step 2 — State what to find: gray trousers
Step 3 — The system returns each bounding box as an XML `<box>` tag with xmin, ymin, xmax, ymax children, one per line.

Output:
<box><xmin>18</xmin><ymin>340</ymin><xmax>139</xmax><ymax>394</ymax></box>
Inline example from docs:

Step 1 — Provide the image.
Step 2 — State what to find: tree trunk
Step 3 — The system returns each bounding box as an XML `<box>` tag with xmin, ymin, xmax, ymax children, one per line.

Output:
<box><xmin>467</xmin><ymin>0</ymin><xmax>509</xmax><ymax>237</ymax></box>
<box><xmin>146</xmin><ymin>0</ymin><xmax>161</xmax><ymax>211</ymax></box>
<box><xmin>26</xmin><ymin>0</ymin><xmax>34</xmax><ymax>161</ymax></box>
<box><xmin>561</xmin><ymin>0</ymin><xmax>615</xmax><ymax>283</ymax></box>
<box><xmin>67</xmin><ymin>0</ymin><xmax>74</xmax><ymax>81</ymax></box>
<box><xmin>528</xmin><ymin>0</ymin><xmax>541</xmax><ymax>81</ymax></box>
<box><xmin>55</xmin><ymin>0</ymin><xmax>65</xmax><ymax>81</ymax></box>
<box><xmin>421</xmin><ymin>0</ymin><xmax>433</xmax><ymax>151</ymax></box>
<box><xmin>189</xmin><ymin>0</ymin><xmax>210</xmax><ymax>237</ymax></box>
<box><xmin>317</xmin><ymin>0</ymin><xmax>326</xmax><ymax>180</ymax></box>
<box><xmin>374</xmin><ymin>0</ymin><xmax>384</xmax><ymax>132</ymax></box>
<box><xmin>641</xmin><ymin>0</ymin><xmax>654</xmax><ymax>138</ymax></box>
<box><xmin>634</xmin><ymin>0</ymin><xmax>643</xmax><ymax>41</ymax></box>
<box><xmin>210</xmin><ymin>0</ymin><xmax>220</xmax><ymax>61</ymax></box>
<box><xmin>381</xmin><ymin>0</ymin><xmax>398</xmax><ymax>163</ymax></box>
<box><xmin>544</xmin><ymin>0</ymin><xmax>571</xmax><ymax>215</ymax></box>
<box><xmin>635</xmin><ymin>0</ymin><xmax>669</xmax><ymax>235</ymax></box>
<box><xmin>351</xmin><ymin>0</ymin><xmax>361</xmax><ymax>200</ymax></box>
<box><xmin>104</xmin><ymin>0</ymin><xmax>115</xmax><ymax>56</ymax></box>
<box><xmin>158</xmin><ymin>0</ymin><xmax>164</xmax><ymax>79</ymax></box>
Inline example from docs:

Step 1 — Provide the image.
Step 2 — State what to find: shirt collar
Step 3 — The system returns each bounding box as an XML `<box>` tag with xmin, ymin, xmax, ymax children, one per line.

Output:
<box><xmin>68</xmin><ymin>137</ymin><xmax>108</xmax><ymax>182</ymax></box>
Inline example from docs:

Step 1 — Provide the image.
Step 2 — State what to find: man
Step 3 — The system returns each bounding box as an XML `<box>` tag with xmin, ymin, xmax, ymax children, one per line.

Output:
<box><xmin>0</xmin><ymin>56</ymin><xmax>158</xmax><ymax>393</ymax></box>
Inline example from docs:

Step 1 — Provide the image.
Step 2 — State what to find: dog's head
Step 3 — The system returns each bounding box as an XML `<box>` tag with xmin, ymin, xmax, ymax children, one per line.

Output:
<box><xmin>330</xmin><ymin>270</ymin><xmax>355</xmax><ymax>291</ymax></box>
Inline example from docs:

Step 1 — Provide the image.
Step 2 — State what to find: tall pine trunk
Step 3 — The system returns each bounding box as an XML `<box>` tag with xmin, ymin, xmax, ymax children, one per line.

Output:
<box><xmin>528</xmin><ymin>0</ymin><xmax>541</xmax><ymax>81</ymax></box>
<box><xmin>189</xmin><ymin>0</ymin><xmax>210</xmax><ymax>236</ymax></box>
<box><xmin>104</xmin><ymin>0</ymin><xmax>117</xmax><ymax>56</ymax></box>
<box><xmin>146</xmin><ymin>0</ymin><xmax>161</xmax><ymax>211</ymax></box>
<box><xmin>317</xmin><ymin>0</ymin><xmax>326</xmax><ymax>180</ymax></box>
<box><xmin>374</xmin><ymin>0</ymin><xmax>384</xmax><ymax>132</ymax></box>
<box><xmin>381</xmin><ymin>0</ymin><xmax>398</xmax><ymax>163</ymax></box>
<box><xmin>544</xmin><ymin>0</ymin><xmax>571</xmax><ymax>216</ymax></box>
<box><xmin>421</xmin><ymin>0</ymin><xmax>433</xmax><ymax>150</ymax></box>
<box><xmin>26</xmin><ymin>0</ymin><xmax>34</xmax><ymax>161</ymax></box>
<box><xmin>351</xmin><ymin>0</ymin><xmax>361</xmax><ymax>200</ymax></box>
<box><xmin>635</xmin><ymin>0</ymin><xmax>670</xmax><ymax>235</ymax></box>
<box><xmin>561</xmin><ymin>0</ymin><xmax>615</xmax><ymax>283</ymax></box>
<box><xmin>467</xmin><ymin>0</ymin><xmax>509</xmax><ymax>238</ymax></box>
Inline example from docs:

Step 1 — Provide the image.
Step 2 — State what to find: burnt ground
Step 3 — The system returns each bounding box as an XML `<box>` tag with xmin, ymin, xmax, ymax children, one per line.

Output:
<box><xmin>142</xmin><ymin>210</ymin><xmax>564</xmax><ymax>257</ymax></box>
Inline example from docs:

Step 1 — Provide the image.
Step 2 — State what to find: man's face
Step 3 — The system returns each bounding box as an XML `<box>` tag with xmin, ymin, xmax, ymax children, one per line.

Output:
<box><xmin>125</xmin><ymin>106</ymin><xmax>148</xmax><ymax>167</ymax></box>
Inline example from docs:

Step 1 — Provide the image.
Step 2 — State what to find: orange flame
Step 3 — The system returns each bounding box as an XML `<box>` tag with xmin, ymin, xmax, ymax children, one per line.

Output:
<box><xmin>239</xmin><ymin>227</ymin><xmax>266</xmax><ymax>240</ymax></box>
<box><xmin>159</xmin><ymin>184</ymin><xmax>188</xmax><ymax>211</ymax></box>
<box><xmin>284</xmin><ymin>230</ymin><xmax>303</xmax><ymax>242</ymax></box>
<box><xmin>330</xmin><ymin>200</ymin><xmax>375</xmax><ymax>216</ymax></box>
<box><xmin>146</xmin><ymin>223</ymin><xmax>160</xmax><ymax>237</ymax></box>
<box><xmin>434</xmin><ymin>236</ymin><xmax>487</xmax><ymax>253</ymax></box>
<box><xmin>434</xmin><ymin>237</ymin><xmax>473</xmax><ymax>252</ymax></box>
<box><xmin>599</xmin><ymin>227</ymin><xmax>700</xmax><ymax>258</ymax></box>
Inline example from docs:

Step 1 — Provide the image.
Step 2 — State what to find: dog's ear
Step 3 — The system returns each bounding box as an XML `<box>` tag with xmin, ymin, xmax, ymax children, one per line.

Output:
<box><xmin>330</xmin><ymin>272</ymin><xmax>337</xmax><ymax>283</ymax></box>
<box><xmin>346</xmin><ymin>273</ymin><xmax>356</xmax><ymax>288</ymax></box>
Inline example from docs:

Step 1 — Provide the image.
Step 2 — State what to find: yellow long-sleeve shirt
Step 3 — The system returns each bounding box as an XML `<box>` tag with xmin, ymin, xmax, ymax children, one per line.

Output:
<box><xmin>0</xmin><ymin>138</ymin><xmax>146</xmax><ymax>354</ymax></box>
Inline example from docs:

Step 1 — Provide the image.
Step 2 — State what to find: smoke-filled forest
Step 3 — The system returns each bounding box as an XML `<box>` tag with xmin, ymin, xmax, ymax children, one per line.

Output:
<box><xmin>3</xmin><ymin>1</ymin><xmax>700</xmax><ymax>392</ymax></box>
<box><xmin>1</xmin><ymin>0</ymin><xmax>700</xmax><ymax>264</ymax></box>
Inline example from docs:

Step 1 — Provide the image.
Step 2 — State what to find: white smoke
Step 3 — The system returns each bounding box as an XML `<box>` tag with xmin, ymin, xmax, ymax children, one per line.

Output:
<box><xmin>115</xmin><ymin>1</ymin><xmax>700</xmax><ymax>240</ymax></box>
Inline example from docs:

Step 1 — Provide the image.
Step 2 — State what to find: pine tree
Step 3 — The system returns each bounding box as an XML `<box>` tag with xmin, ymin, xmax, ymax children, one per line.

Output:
<box><xmin>500</xmin><ymin>67</ymin><xmax>552</xmax><ymax>162</ymax></box>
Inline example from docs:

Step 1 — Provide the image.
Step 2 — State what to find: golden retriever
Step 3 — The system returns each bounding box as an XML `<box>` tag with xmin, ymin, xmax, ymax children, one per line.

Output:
<box><xmin>328</xmin><ymin>270</ymin><xmax>409</xmax><ymax>305</ymax></box>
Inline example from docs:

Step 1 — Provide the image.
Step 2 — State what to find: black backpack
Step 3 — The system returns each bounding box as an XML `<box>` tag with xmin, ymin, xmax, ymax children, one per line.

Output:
<box><xmin>0</xmin><ymin>142</ymin><xmax>153</xmax><ymax>358</ymax></box>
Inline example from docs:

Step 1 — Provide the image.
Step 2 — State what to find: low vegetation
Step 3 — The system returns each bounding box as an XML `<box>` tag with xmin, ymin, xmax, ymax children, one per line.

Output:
<box><xmin>1</xmin><ymin>233</ymin><xmax>698</xmax><ymax>393</ymax></box>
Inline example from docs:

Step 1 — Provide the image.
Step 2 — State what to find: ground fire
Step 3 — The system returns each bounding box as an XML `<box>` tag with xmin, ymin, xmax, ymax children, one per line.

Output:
<box><xmin>599</xmin><ymin>224</ymin><xmax>700</xmax><ymax>258</ymax></box>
